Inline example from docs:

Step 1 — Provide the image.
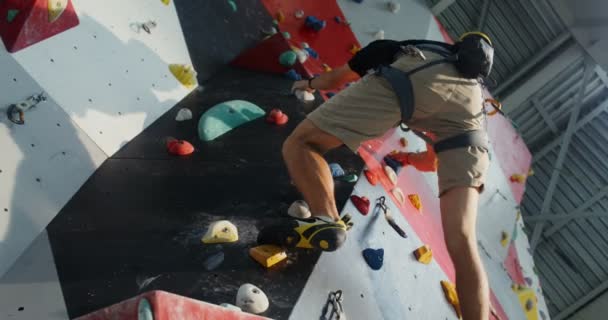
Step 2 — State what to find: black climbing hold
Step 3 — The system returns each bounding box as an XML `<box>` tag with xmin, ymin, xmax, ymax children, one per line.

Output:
<box><xmin>362</xmin><ymin>248</ymin><xmax>384</xmax><ymax>270</ymax></box>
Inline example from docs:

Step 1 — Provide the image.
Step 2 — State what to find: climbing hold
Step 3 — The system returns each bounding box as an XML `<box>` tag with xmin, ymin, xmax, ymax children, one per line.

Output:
<box><xmin>326</xmin><ymin>92</ymin><xmax>336</xmax><ymax>98</ymax></box>
<box><xmin>322</xmin><ymin>63</ymin><xmax>332</xmax><ymax>72</ymax></box>
<box><xmin>261</xmin><ymin>27</ymin><xmax>278</xmax><ymax>36</ymax></box>
<box><xmin>203</xmin><ymin>251</ymin><xmax>225</xmax><ymax>271</ymax></box>
<box><xmin>249</xmin><ymin>245</ymin><xmax>287</xmax><ymax>268</ymax></box>
<box><xmin>441</xmin><ymin>281</ymin><xmax>462</xmax><ymax>319</ymax></box>
<box><xmin>501</xmin><ymin>231</ymin><xmax>509</xmax><ymax>247</ymax></box>
<box><xmin>295</xmin><ymin>49</ymin><xmax>308</xmax><ymax>63</ymax></box>
<box><xmin>391</xmin><ymin>188</ymin><xmax>405</xmax><ymax>205</ymax></box>
<box><xmin>295</xmin><ymin>90</ymin><xmax>315</xmax><ymax>102</ymax></box>
<box><xmin>407</xmin><ymin>194</ymin><xmax>422</xmax><ymax>212</ymax></box>
<box><xmin>362</xmin><ymin>248</ymin><xmax>384</xmax><ymax>270</ymax></box>
<box><xmin>198</xmin><ymin>100</ymin><xmax>265</xmax><ymax>141</ymax></box>
<box><xmin>350</xmin><ymin>195</ymin><xmax>370</xmax><ymax>215</ymax></box>
<box><xmin>510</xmin><ymin>174</ymin><xmax>526</xmax><ymax>183</ymax></box>
<box><xmin>276</xmin><ymin>11</ymin><xmax>285</xmax><ymax>23</ymax></box>
<box><xmin>339</xmin><ymin>174</ymin><xmax>358</xmax><ymax>183</ymax></box>
<box><xmin>399</xmin><ymin>137</ymin><xmax>408</xmax><ymax>148</ymax></box>
<box><xmin>364</xmin><ymin>170</ymin><xmax>378</xmax><ymax>185</ymax></box>
<box><xmin>294</xmin><ymin>9</ymin><xmax>305</xmax><ymax>19</ymax></box>
<box><xmin>528</xmin><ymin>168</ymin><xmax>535</xmax><ymax>176</ymax></box>
<box><xmin>175</xmin><ymin>108</ymin><xmax>193</xmax><ymax>121</ymax></box>
<box><xmin>227</xmin><ymin>0</ymin><xmax>237</xmax><ymax>12</ymax></box>
<box><xmin>413</xmin><ymin>245</ymin><xmax>433</xmax><ymax>264</ymax></box>
<box><xmin>285</xmin><ymin>69</ymin><xmax>302</xmax><ymax>81</ymax></box>
<box><xmin>279</xmin><ymin>51</ymin><xmax>297</xmax><ymax>67</ymax></box>
<box><xmin>272</xmin><ymin>19</ymin><xmax>278</xmax><ymax>26</ymax></box>
<box><xmin>334</xmin><ymin>16</ymin><xmax>342</xmax><ymax>24</ymax></box>
<box><xmin>384</xmin><ymin>165</ymin><xmax>398</xmax><ymax>186</ymax></box>
<box><xmin>387</xmin><ymin>1</ymin><xmax>401</xmax><ymax>13</ymax></box>
<box><xmin>202</xmin><ymin>220</ymin><xmax>239</xmax><ymax>244</ymax></box>
<box><xmin>350</xmin><ymin>44</ymin><xmax>361</xmax><ymax>55</ymax></box>
<box><xmin>169</xmin><ymin>64</ymin><xmax>197</xmax><ymax>89</ymax></box>
<box><xmin>329</xmin><ymin>163</ymin><xmax>345</xmax><ymax>178</ymax></box>
<box><xmin>305</xmin><ymin>16</ymin><xmax>326</xmax><ymax>32</ymax></box>
<box><xmin>266</xmin><ymin>109</ymin><xmax>289</xmax><ymax>125</ymax></box>
<box><xmin>304</xmin><ymin>47</ymin><xmax>319</xmax><ymax>59</ymax></box>
<box><xmin>161</xmin><ymin>0</ymin><xmax>170</xmax><ymax>5</ymax></box>
<box><xmin>166</xmin><ymin>139</ymin><xmax>194</xmax><ymax>156</ymax></box>
<box><xmin>301</xmin><ymin>42</ymin><xmax>310</xmax><ymax>49</ymax></box>
<box><xmin>352</xmin><ymin>0</ymin><xmax>364</xmax><ymax>3</ymax></box>
<box><xmin>540</xmin><ymin>310</ymin><xmax>546</xmax><ymax>320</ymax></box>
<box><xmin>236</xmin><ymin>284</ymin><xmax>269</xmax><ymax>314</ymax></box>
<box><xmin>48</xmin><ymin>0</ymin><xmax>68</xmax><ymax>23</ymax></box>
<box><xmin>288</xmin><ymin>200</ymin><xmax>312</xmax><ymax>219</ymax></box>
<box><xmin>220</xmin><ymin>303</ymin><xmax>241</xmax><ymax>312</ymax></box>
<box><xmin>282</xmin><ymin>31</ymin><xmax>291</xmax><ymax>39</ymax></box>
<box><xmin>7</xmin><ymin>9</ymin><xmax>19</xmax><ymax>23</ymax></box>
<box><xmin>525</xmin><ymin>277</ymin><xmax>533</xmax><ymax>286</ymax></box>
<box><xmin>373</xmin><ymin>30</ymin><xmax>385</xmax><ymax>40</ymax></box>
<box><xmin>384</xmin><ymin>155</ymin><xmax>402</xmax><ymax>173</ymax></box>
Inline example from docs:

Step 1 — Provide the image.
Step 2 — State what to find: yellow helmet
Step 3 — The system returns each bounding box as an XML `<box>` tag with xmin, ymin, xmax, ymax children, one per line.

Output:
<box><xmin>459</xmin><ymin>31</ymin><xmax>492</xmax><ymax>46</ymax></box>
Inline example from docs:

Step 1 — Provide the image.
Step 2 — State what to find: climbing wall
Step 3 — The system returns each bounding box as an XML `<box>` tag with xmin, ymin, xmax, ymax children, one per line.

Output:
<box><xmin>0</xmin><ymin>0</ymin><xmax>194</xmax><ymax>278</ymax></box>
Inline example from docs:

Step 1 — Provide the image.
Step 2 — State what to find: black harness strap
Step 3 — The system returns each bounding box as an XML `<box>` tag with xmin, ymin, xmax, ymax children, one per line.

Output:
<box><xmin>434</xmin><ymin>130</ymin><xmax>488</xmax><ymax>153</ymax></box>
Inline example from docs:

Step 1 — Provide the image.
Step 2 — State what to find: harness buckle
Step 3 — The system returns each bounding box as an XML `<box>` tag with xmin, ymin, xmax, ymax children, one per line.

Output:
<box><xmin>401</xmin><ymin>45</ymin><xmax>426</xmax><ymax>61</ymax></box>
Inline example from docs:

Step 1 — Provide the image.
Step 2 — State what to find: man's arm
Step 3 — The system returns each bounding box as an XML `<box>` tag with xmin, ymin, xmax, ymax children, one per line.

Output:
<box><xmin>291</xmin><ymin>64</ymin><xmax>360</xmax><ymax>92</ymax></box>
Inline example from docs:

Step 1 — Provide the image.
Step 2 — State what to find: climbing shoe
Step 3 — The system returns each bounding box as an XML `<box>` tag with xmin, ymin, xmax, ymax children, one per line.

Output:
<box><xmin>257</xmin><ymin>215</ymin><xmax>353</xmax><ymax>252</ymax></box>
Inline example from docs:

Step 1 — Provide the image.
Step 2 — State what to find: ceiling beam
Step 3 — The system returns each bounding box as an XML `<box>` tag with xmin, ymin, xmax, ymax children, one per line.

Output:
<box><xmin>596</xmin><ymin>65</ymin><xmax>608</xmax><ymax>87</ymax></box>
<box><xmin>477</xmin><ymin>0</ymin><xmax>492</xmax><ymax>31</ymax></box>
<box><xmin>431</xmin><ymin>0</ymin><xmax>456</xmax><ymax>16</ymax></box>
<box><xmin>494</xmin><ymin>32</ymin><xmax>572</xmax><ymax>97</ymax></box>
<box><xmin>533</xmin><ymin>97</ymin><xmax>608</xmax><ymax>163</ymax></box>
<box><xmin>529</xmin><ymin>58</ymin><xmax>593</xmax><ymax>251</ymax></box>
<box><xmin>554</xmin><ymin>278</ymin><xmax>608</xmax><ymax>320</ymax></box>
<box><xmin>525</xmin><ymin>185</ymin><xmax>608</xmax><ymax>223</ymax></box>
<box><xmin>532</xmin><ymin>97</ymin><xmax>559</xmax><ymax>134</ymax></box>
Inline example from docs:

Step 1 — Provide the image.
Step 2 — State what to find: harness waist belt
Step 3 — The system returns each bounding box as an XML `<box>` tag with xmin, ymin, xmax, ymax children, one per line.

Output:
<box><xmin>433</xmin><ymin>130</ymin><xmax>488</xmax><ymax>153</ymax></box>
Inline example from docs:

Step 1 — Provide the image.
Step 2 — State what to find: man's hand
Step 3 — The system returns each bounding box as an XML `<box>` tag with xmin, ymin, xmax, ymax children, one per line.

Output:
<box><xmin>291</xmin><ymin>79</ymin><xmax>313</xmax><ymax>93</ymax></box>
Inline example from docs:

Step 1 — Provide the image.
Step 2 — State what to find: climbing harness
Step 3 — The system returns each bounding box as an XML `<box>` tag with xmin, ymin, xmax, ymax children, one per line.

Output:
<box><xmin>6</xmin><ymin>93</ymin><xmax>46</xmax><ymax>125</ymax></box>
<box><xmin>320</xmin><ymin>290</ymin><xmax>345</xmax><ymax>320</ymax></box>
<box><xmin>374</xmin><ymin>33</ymin><xmax>495</xmax><ymax>154</ymax></box>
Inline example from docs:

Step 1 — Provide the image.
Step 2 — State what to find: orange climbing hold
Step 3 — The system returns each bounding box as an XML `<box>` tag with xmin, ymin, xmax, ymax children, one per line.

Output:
<box><xmin>441</xmin><ymin>280</ymin><xmax>462</xmax><ymax>319</ymax></box>
<box><xmin>249</xmin><ymin>245</ymin><xmax>287</xmax><ymax>268</ymax></box>
<box><xmin>413</xmin><ymin>245</ymin><xmax>433</xmax><ymax>264</ymax></box>
<box><xmin>276</xmin><ymin>11</ymin><xmax>285</xmax><ymax>23</ymax></box>
<box><xmin>399</xmin><ymin>137</ymin><xmax>408</xmax><ymax>148</ymax></box>
<box><xmin>364</xmin><ymin>169</ymin><xmax>378</xmax><ymax>186</ymax></box>
<box><xmin>510</xmin><ymin>174</ymin><xmax>526</xmax><ymax>183</ymax></box>
<box><xmin>322</xmin><ymin>63</ymin><xmax>332</xmax><ymax>72</ymax></box>
<box><xmin>349</xmin><ymin>44</ymin><xmax>360</xmax><ymax>54</ymax></box>
<box><xmin>166</xmin><ymin>138</ymin><xmax>194</xmax><ymax>156</ymax></box>
<box><xmin>408</xmin><ymin>194</ymin><xmax>422</xmax><ymax>212</ymax></box>
<box><xmin>266</xmin><ymin>109</ymin><xmax>289</xmax><ymax>125</ymax></box>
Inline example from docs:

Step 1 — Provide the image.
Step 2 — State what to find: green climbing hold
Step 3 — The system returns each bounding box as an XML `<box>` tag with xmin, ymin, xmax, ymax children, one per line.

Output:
<box><xmin>198</xmin><ymin>100</ymin><xmax>265</xmax><ymax>141</ymax></box>
<box><xmin>282</xmin><ymin>31</ymin><xmax>291</xmax><ymax>39</ymax></box>
<box><xmin>279</xmin><ymin>51</ymin><xmax>297</xmax><ymax>67</ymax></box>
<box><xmin>137</xmin><ymin>298</ymin><xmax>154</xmax><ymax>320</ymax></box>
<box><xmin>227</xmin><ymin>0</ymin><xmax>237</xmax><ymax>12</ymax></box>
<box><xmin>7</xmin><ymin>9</ymin><xmax>19</xmax><ymax>23</ymax></box>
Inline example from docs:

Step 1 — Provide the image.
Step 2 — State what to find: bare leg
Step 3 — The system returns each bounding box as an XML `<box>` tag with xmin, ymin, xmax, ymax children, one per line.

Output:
<box><xmin>282</xmin><ymin>119</ymin><xmax>344</xmax><ymax>221</ymax></box>
<box><xmin>440</xmin><ymin>187</ymin><xmax>490</xmax><ymax>320</ymax></box>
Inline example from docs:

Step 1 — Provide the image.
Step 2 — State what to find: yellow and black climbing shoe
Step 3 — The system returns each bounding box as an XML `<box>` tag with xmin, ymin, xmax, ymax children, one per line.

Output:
<box><xmin>257</xmin><ymin>215</ymin><xmax>353</xmax><ymax>252</ymax></box>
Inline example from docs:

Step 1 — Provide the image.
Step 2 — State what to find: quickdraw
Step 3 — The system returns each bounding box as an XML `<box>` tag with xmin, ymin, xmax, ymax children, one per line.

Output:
<box><xmin>484</xmin><ymin>98</ymin><xmax>503</xmax><ymax>116</ymax></box>
<box><xmin>320</xmin><ymin>290</ymin><xmax>345</xmax><ymax>320</ymax></box>
<box><xmin>6</xmin><ymin>93</ymin><xmax>46</xmax><ymax>125</ymax></box>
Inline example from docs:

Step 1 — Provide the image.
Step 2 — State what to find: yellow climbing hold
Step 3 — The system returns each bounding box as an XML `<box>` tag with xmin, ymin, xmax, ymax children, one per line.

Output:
<box><xmin>408</xmin><ymin>194</ymin><xmax>422</xmax><ymax>212</ymax></box>
<box><xmin>510</xmin><ymin>173</ymin><xmax>526</xmax><ymax>183</ymax></box>
<box><xmin>249</xmin><ymin>245</ymin><xmax>287</xmax><ymax>268</ymax></box>
<box><xmin>528</xmin><ymin>168</ymin><xmax>535</xmax><ymax>177</ymax></box>
<box><xmin>48</xmin><ymin>0</ymin><xmax>68</xmax><ymax>23</ymax></box>
<box><xmin>441</xmin><ymin>280</ymin><xmax>462</xmax><ymax>319</ymax></box>
<box><xmin>161</xmin><ymin>0</ymin><xmax>171</xmax><ymax>5</ymax></box>
<box><xmin>202</xmin><ymin>220</ymin><xmax>239</xmax><ymax>244</ymax></box>
<box><xmin>513</xmin><ymin>286</ymin><xmax>538</xmax><ymax>320</ymax></box>
<box><xmin>413</xmin><ymin>245</ymin><xmax>433</xmax><ymax>264</ymax></box>
<box><xmin>350</xmin><ymin>44</ymin><xmax>361</xmax><ymax>55</ymax></box>
<box><xmin>169</xmin><ymin>64</ymin><xmax>197</xmax><ymax>89</ymax></box>
<box><xmin>501</xmin><ymin>231</ymin><xmax>509</xmax><ymax>247</ymax></box>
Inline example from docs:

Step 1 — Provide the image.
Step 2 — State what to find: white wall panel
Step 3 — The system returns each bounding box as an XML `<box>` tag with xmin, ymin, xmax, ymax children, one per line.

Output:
<box><xmin>11</xmin><ymin>0</ymin><xmax>195</xmax><ymax>155</ymax></box>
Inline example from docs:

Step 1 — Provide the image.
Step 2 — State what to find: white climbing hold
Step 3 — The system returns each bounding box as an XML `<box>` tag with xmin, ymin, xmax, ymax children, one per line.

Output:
<box><xmin>301</xmin><ymin>42</ymin><xmax>309</xmax><ymax>49</ymax></box>
<box><xmin>220</xmin><ymin>303</ymin><xmax>242</xmax><ymax>311</ymax></box>
<box><xmin>295</xmin><ymin>49</ymin><xmax>308</xmax><ymax>63</ymax></box>
<box><xmin>236</xmin><ymin>283</ymin><xmax>269</xmax><ymax>314</ymax></box>
<box><xmin>392</xmin><ymin>187</ymin><xmax>405</xmax><ymax>205</ymax></box>
<box><xmin>175</xmin><ymin>108</ymin><xmax>193</xmax><ymax>121</ymax></box>
<box><xmin>387</xmin><ymin>1</ymin><xmax>400</xmax><ymax>13</ymax></box>
<box><xmin>374</xmin><ymin>30</ymin><xmax>385</xmax><ymax>40</ymax></box>
<box><xmin>295</xmin><ymin>89</ymin><xmax>315</xmax><ymax>102</ymax></box>
<box><xmin>202</xmin><ymin>220</ymin><xmax>239</xmax><ymax>244</ymax></box>
<box><xmin>384</xmin><ymin>165</ymin><xmax>398</xmax><ymax>186</ymax></box>
<box><xmin>294</xmin><ymin>9</ymin><xmax>305</xmax><ymax>19</ymax></box>
<box><xmin>288</xmin><ymin>200</ymin><xmax>312</xmax><ymax>218</ymax></box>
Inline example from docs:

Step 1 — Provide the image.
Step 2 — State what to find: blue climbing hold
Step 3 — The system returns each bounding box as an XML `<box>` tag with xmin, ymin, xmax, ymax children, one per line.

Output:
<box><xmin>384</xmin><ymin>156</ymin><xmax>402</xmax><ymax>173</ymax></box>
<box><xmin>362</xmin><ymin>248</ymin><xmax>384</xmax><ymax>270</ymax></box>
<box><xmin>198</xmin><ymin>100</ymin><xmax>265</xmax><ymax>141</ymax></box>
<box><xmin>326</xmin><ymin>92</ymin><xmax>336</xmax><ymax>98</ymax></box>
<box><xmin>285</xmin><ymin>69</ymin><xmax>302</xmax><ymax>81</ymax></box>
<box><xmin>329</xmin><ymin>163</ymin><xmax>345</xmax><ymax>178</ymax></box>
<box><xmin>305</xmin><ymin>16</ymin><xmax>326</xmax><ymax>32</ymax></box>
<box><xmin>304</xmin><ymin>47</ymin><xmax>319</xmax><ymax>59</ymax></box>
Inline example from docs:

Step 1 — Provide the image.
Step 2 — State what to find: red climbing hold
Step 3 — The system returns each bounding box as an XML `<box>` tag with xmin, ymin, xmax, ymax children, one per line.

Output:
<box><xmin>350</xmin><ymin>195</ymin><xmax>370</xmax><ymax>215</ymax></box>
<box><xmin>266</xmin><ymin>109</ymin><xmax>289</xmax><ymax>125</ymax></box>
<box><xmin>167</xmin><ymin>139</ymin><xmax>194</xmax><ymax>156</ymax></box>
<box><xmin>364</xmin><ymin>169</ymin><xmax>378</xmax><ymax>186</ymax></box>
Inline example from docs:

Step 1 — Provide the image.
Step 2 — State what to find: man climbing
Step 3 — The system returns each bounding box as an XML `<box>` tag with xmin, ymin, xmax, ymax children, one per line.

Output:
<box><xmin>260</xmin><ymin>33</ymin><xmax>494</xmax><ymax>319</ymax></box>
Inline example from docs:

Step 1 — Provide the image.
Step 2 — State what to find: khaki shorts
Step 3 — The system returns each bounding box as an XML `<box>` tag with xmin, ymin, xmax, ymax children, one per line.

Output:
<box><xmin>307</xmin><ymin>54</ymin><xmax>489</xmax><ymax>195</ymax></box>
